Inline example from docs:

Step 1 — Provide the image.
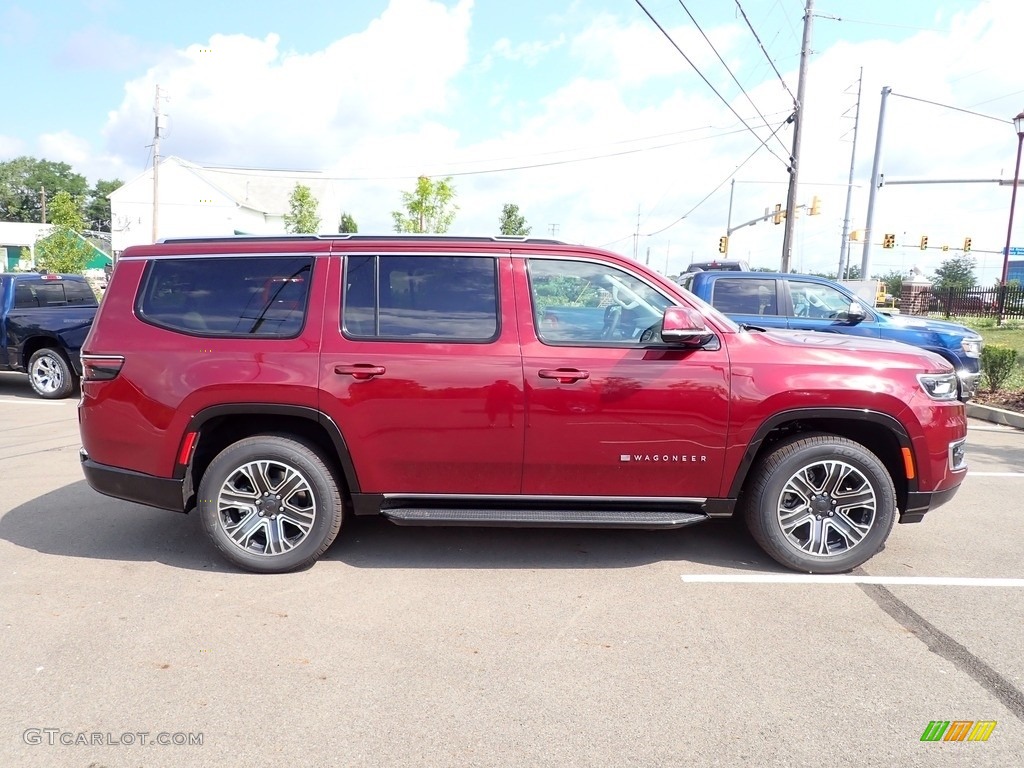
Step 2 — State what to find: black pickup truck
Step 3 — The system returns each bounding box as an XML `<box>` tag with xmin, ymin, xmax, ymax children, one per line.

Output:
<box><xmin>0</xmin><ymin>273</ymin><xmax>98</xmax><ymax>398</ymax></box>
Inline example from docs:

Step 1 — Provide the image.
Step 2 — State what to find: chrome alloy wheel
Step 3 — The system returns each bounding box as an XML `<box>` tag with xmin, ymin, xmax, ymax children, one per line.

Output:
<box><xmin>216</xmin><ymin>459</ymin><xmax>317</xmax><ymax>556</ymax></box>
<box><xmin>30</xmin><ymin>354</ymin><xmax>65</xmax><ymax>395</ymax></box>
<box><xmin>776</xmin><ymin>459</ymin><xmax>877</xmax><ymax>557</ymax></box>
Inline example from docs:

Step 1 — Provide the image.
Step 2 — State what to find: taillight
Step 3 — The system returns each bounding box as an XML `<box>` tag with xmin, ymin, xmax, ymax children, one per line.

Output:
<box><xmin>81</xmin><ymin>354</ymin><xmax>125</xmax><ymax>381</ymax></box>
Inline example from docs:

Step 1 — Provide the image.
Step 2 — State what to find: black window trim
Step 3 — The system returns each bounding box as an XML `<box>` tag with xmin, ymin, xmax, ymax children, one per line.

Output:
<box><xmin>340</xmin><ymin>251</ymin><xmax>502</xmax><ymax>345</ymax></box>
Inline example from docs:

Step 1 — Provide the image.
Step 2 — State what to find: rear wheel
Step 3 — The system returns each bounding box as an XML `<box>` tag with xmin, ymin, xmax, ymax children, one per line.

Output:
<box><xmin>198</xmin><ymin>435</ymin><xmax>343</xmax><ymax>573</ymax></box>
<box><xmin>742</xmin><ymin>434</ymin><xmax>896</xmax><ymax>573</ymax></box>
<box><xmin>28</xmin><ymin>348</ymin><xmax>75</xmax><ymax>399</ymax></box>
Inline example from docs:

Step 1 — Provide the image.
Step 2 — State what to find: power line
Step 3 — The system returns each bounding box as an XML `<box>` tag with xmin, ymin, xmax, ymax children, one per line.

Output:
<box><xmin>677</xmin><ymin>0</ymin><xmax>789</xmax><ymax>155</ymax></box>
<box><xmin>734</xmin><ymin>0</ymin><xmax>795</xmax><ymax>102</ymax></box>
<box><xmin>891</xmin><ymin>92</ymin><xmax>1011</xmax><ymax>124</ymax></box>
<box><xmin>633</xmin><ymin>0</ymin><xmax>789</xmax><ymax>169</ymax></box>
<box><xmin>192</xmin><ymin>120</ymin><xmax>788</xmax><ymax>183</ymax></box>
<box><xmin>644</xmin><ymin>117</ymin><xmax>792</xmax><ymax>237</ymax></box>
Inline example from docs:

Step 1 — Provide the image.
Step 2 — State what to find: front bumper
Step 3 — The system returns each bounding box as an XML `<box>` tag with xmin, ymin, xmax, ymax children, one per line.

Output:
<box><xmin>80</xmin><ymin>449</ymin><xmax>186</xmax><ymax>513</ymax></box>
<box><xmin>900</xmin><ymin>484</ymin><xmax>963</xmax><ymax>524</ymax></box>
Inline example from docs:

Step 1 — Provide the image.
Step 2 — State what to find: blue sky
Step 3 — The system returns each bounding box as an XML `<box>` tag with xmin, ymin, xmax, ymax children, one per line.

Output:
<box><xmin>2</xmin><ymin>0</ymin><xmax>1021</xmax><ymax>280</ymax></box>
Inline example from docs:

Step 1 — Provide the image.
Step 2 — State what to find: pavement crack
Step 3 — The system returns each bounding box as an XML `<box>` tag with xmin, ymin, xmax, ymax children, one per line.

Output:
<box><xmin>857</xmin><ymin>577</ymin><xmax>1024</xmax><ymax>724</ymax></box>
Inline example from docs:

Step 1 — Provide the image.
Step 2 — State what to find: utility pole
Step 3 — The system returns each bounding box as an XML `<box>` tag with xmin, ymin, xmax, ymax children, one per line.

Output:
<box><xmin>781</xmin><ymin>0</ymin><xmax>814</xmax><ymax>273</ymax></box>
<box><xmin>152</xmin><ymin>84</ymin><xmax>162</xmax><ymax>243</ymax></box>
<box><xmin>838</xmin><ymin>68</ymin><xmax>862</xmax><ymax>281</ymax></box>
<box><xmin>727</xmin><ymin>178</ymin><xmax>735</xmax><ymax>233</ymax></box>
<box><xmin>548</xmin><ymin>223</ymin><xmax>559</xmax><ymax>237</ymax></box>
<box><xmin>40</xmin><ymin>186</ymin><xmax>47</xmax><ymax>224</ymax></box>
<box><xmin>861</xmin><ymin>86</ymin><xmax>892</xmax><ymax>280</ymax></box>
<box><xmin>633</xmin><ymin>204</ymin><xmax>641</xmax><ymax>261</ymax></box>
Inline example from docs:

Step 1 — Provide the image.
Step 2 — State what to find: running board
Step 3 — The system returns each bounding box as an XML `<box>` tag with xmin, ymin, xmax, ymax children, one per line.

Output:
<box><xmin>381</xmin><ymin>507</ymin><xmax>708</xmax><ymax>529</ymax></box>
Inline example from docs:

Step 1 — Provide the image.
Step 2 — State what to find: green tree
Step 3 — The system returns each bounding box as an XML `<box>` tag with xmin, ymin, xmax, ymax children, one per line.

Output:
<box><xmin>931</xmin><ymin>255</ymin><xmax>977</xmax><ymax>291</ymax></box>
<box><xmin>34</xmin><ymin>190</ymin><xmax>91</xmax><ymax>273</ymax></box>
<box><xmin>878</xmin><ymin>269</ymin><xmax>906</xmax><ymax>297</ymax></box>
<box><xmin>391</xmin><ymin>176</ymin><xmax>457</xmax><ymax>233</ymax></box>
<box><xmin>283</xmin><ymin>183</ymin><xmax>321</xmax><ymax>233</ymax></box>
<box><xmin>84</xmin><ymin>178</ymin><xmax>123</xmax><ymax>232</ymax></box>
<box><xmin>498</xmin><ymin>203</ymin><xmax>531</xmax><ymax>236</ymax></box>
<box><xmin>0</xmin><ymin>156</ymin><xmax>89</xmax><ymax>222</ymax></box>
<box><xmin>338</xmin><ymin>211</ymin><xmax>358</xmax><ymax>233</ymax></box>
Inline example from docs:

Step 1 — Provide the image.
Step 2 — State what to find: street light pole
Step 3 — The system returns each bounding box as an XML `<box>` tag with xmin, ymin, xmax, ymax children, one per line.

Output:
<box><xmin>1000</xmin><ymin>111</ymin><xmax>1024</xmax><ymax>286</ymax></box>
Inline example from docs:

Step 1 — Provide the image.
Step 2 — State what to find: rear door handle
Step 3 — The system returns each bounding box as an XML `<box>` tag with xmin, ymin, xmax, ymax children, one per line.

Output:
<box><xmin>334</xmin><ymin>364</ymin><xmax>386</xmax><ymax>380</ymax></box>
<box><xmin>538</xmin><ymin>368</ymin><xmax>590</xmax><ymax>384</ymax></box>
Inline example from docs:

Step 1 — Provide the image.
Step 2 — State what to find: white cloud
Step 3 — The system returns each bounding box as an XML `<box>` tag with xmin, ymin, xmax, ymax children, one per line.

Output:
<box><xmin>30</xmin><ymin>0</ymin><xmax>1024</xmax><ymax>282</ymax></box>
<box><xmin>0</xmin><ymin>135</ymin><xmax>27</xmax><ymax>158</ymax></box>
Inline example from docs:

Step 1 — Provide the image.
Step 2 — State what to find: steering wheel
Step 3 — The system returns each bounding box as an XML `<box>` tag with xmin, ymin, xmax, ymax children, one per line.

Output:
<box><xmin>602</xmin><ymin>305</ymin><xmax>622</xmax><ymax>339</ymax></box>
<box><xmin>611</xmin><ymin>284</ymin><xmax>639</xmax><ymax>310</ymax></box>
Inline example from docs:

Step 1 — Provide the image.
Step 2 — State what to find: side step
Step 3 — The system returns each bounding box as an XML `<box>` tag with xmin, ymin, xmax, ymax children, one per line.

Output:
<box><xmin>381</xmin><ymin>507</ymin><xmax>707</xmax><ymax>529</ymax></box>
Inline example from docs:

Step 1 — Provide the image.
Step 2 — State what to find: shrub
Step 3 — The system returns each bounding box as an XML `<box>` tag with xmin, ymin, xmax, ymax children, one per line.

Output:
<box><xmin>981</xmin><ymin>344</ymin><xmax>1019</xmax><ymax>392</ymax></box>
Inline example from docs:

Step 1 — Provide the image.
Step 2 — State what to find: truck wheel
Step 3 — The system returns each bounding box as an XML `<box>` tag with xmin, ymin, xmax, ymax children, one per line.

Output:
<box><xmin>28</xmin><ymin>348</ymin><xmax>75</xmax><ymax>399</ymax></box>
<box><xmin>198</xmin><ymin>435</ymin><xmax>343</xmax><ymax>573</ymax></box>
<box><xmin>742</xmin><ymin>434</ymin><xmax>896</xmax><ymax>573</ymax></box>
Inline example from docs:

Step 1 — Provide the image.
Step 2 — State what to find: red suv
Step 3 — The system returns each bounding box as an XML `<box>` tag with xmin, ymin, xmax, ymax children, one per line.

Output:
<box><xmin>79</xmin><ymin>235</ymin><xmax>968</xmax><ymax>574</ymax></box>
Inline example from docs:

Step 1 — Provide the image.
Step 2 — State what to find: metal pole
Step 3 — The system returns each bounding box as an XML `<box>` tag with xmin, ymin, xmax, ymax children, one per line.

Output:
<box><xmin>152</xmin><ymin>84</ymin><xmax>161</xmax><ymax>243</ymax></box>
<box><xmin>727</xmin><ymin>178</ymin><xmax>735</xmax><ymax>233</ymax></box>
<box><xmin>781</xmin><ymin>0</ymin><xmax>813</xmax><ymax>273</ymax></box>
<box><xmin>861</xmin><ymin>85</ymin><xmax>891</xmax><ymax>279</ymax></box>
<box><xmin>838</xmin><ymin>68</ymin><xmax>862</xmax><ymax>280</ymax></box>
<box><xmin>1001</xmin><ymin>130</ymin><xmax>1024</xmax><ymax>286</ymax></box>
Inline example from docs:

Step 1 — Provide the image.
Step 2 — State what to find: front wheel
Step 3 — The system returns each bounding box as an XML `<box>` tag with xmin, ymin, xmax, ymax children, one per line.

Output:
<box><xmin>742</xmin><ymin>434</ymin><xmax>896</xmax><ymax>573</ymax></box>
<box><xmin>28</xmin><ymin>348</ymin><xmax>75</xmax><ymax>399</ymax></box>
<box><xmin>198</xmin><ymin>435</ymin><xmax>343</xmax><ymax>573</ymax></box>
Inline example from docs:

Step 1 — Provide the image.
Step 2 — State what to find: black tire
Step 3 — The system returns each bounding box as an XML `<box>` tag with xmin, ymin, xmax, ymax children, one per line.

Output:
<box><xmin>741</xmin><ymin>433</ymin><xmax>896</xmax><ymax>574</ymax></box>
<box><xmin>28</xmin><ymin>347</ymin><xmax>75</xmax><ymax>399</ymax></box>
<box><xmin>198</xmin><ymin>435</ymin><xmax>343</xmax><ymax>573</ymax></box>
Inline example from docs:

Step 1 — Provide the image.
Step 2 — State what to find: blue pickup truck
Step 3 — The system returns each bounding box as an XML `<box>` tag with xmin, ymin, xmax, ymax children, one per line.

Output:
<box><xmin>0</xmin><ymin>273</ymin><xmax>98</xmax><ymax>398</ymax></box>
<box><xmin>678</xmin><ymin>270</ymin><xmax>983</xmax><ymax>400</ymax></box>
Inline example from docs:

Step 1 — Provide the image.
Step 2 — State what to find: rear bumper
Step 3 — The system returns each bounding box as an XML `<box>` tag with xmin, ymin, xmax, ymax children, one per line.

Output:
<box><xmin>899</xmin><ymin>484</ymin><xmax>962</xmax><ymax>524</ymax></box>
<box><xmin>80</xmin><ymin>449</ymin><xmax>185</xmax><ymax>513</ymax></box>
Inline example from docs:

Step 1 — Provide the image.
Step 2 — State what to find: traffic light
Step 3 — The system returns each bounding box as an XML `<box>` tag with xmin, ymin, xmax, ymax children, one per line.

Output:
<box><xmin>718</xmin><ymin>236</ymin><xmax>729</xmax><ymax>254</ymax></box>
<box><xmin>809</xmin><ymin>195</ymin><xmax>821</xmax><ymax>216</ymax></box>
<box><xmin>883</xmin><ymin>233</ymin><xmax>895</xmax><ymax>249</ymax></box>
<box><xmin>920</xmin><ymin>235</ymin><xmax>928</xmax><ymax>250</ymax></box>
<box><xmin>773</xmin><ymin>204</ymin><xmax>784</xmax><ymax>225</ymax></box>
<box><xmin>963</xmin><ymin>237</ymin><xmax>972</xmax><ymax>252</ymax></box>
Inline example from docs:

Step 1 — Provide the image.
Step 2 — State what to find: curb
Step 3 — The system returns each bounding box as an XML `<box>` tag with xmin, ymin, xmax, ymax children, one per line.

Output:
<box><xmin>966</xmin><ymin>402</ymin><xmax>1024</xmax><ymax>430</ymax></box>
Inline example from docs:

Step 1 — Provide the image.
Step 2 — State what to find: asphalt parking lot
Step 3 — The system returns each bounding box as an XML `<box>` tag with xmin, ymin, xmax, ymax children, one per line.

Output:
<box><xmin>1</xmin><ymin>370</ymin><xmax>1021</xmax><ymax>767</ymax></box>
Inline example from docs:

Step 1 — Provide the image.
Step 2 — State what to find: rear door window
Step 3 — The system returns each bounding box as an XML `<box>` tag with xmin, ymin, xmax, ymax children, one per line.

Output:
<box><xmin>137</xmin><ymin>256</ymin><xmax>313</xmax><ymax>337</ymax></box>
<box><xmin>343</xmin><ymin>255</ymin><xmax>498</xmax><ymax>341</ymax></box>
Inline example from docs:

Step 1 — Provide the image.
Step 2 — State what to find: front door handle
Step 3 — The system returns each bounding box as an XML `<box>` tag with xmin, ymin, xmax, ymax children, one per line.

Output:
<box><xmin>335</xmin><ymin>364</ymin><xmax>386</xmax><ymax>380</ymax></box>
<box><xmin>538</xmin><ymin>368</ymin><xmax>590</xmax><ymax>384</ymax></box>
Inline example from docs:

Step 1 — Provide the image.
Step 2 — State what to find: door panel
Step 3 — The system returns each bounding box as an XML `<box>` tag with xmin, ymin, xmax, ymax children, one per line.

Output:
<box><xmin>318</xmin><ymin>253</ymin><xmax>525</xmax><ymax>495</ymax></box>
<box><xmin>516</xmin><ymin>257</ymin><xmax>730</xmax><ymax>499</ymax></box>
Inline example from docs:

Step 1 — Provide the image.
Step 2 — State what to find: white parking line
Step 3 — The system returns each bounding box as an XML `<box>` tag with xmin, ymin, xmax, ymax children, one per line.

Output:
<box><xmin>969</xmin><ymin>472</ymin><xmax>1024</xmax><ymax>478</ymax></box>
<box><xmin>681</xmin><ymin>574</ymin><xmax>1024</xmax><ymax>587</ymax></box>
<box><xmin>0</xmin><ymin>397</ymin><xmax>66</xmax><ymax>405</ymax></box>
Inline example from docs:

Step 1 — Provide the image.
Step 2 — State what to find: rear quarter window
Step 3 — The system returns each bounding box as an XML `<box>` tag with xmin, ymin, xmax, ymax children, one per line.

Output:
<box><xmin>137</xmin><ymin>256</ymin><xmax>313</xmax><ymax>337</ymax></box>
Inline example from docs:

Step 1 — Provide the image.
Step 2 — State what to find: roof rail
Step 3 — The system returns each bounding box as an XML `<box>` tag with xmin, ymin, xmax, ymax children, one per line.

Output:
<box><xmin>158</xmin><ymin>234</ymin><xmax>567</xmax><ymax>245</ymax></box>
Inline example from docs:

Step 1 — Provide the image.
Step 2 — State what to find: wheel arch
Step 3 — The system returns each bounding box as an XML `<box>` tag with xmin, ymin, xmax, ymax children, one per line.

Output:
<box><xmin>729</xmin><ymin>408</ymin><xmax>914</xmax><ymax>514</ymax></box>
<box><xmin>179</xmin><ymin>404</ymin><xmax>359</xmax><ymax>512</ymax></box>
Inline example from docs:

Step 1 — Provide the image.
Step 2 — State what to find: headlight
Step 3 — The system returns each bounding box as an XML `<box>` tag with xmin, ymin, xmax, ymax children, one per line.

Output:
<box><xmin>961</xmin><ymin>338</ymin><xmax>982</xmax><ymax>358</ymax></box>
<box><xmin>917</xmin><ymin>372</ymin><xmax>959</xmax><ymax>401</ymax></box>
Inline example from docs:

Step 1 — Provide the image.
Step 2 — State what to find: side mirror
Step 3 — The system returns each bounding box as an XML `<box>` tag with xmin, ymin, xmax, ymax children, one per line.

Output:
<box><xmin>841</xmin><ymin>301</ymin><xmax>867</xmax><ymax>321</ymax></box>
<box><xmin>661</xmin><ymin>306</ymin><xmax>714</xmax><ymax>348</ymax></box>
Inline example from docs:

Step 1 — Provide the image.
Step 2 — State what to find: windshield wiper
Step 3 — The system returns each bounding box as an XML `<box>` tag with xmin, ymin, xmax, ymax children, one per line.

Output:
<box><xmin>739</xmin><ymin>322</ymin><xmax>767</xmax><ymax>332</ymax></box>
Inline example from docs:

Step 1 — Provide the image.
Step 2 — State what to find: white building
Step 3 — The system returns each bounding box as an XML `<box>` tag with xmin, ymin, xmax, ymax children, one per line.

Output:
<box><xmin>0</xmin><ymin>222</ymin><xmax>52</xmax><ymax>270</ymax></box>
<box><xmin>109</xmin><ymin>156</ymin><xmax>347</xmax><ymax>254</ymax></box>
